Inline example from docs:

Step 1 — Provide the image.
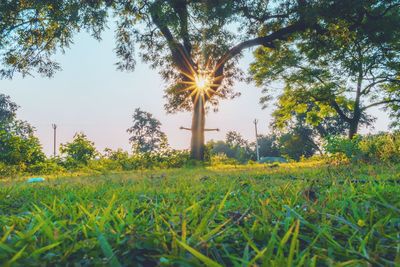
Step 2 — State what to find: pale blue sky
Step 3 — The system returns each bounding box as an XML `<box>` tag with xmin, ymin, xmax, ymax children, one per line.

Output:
<box><xmin>0</xmin><ymin>26</ymin><xmax>390</xmax><ymax>155</ymax></box>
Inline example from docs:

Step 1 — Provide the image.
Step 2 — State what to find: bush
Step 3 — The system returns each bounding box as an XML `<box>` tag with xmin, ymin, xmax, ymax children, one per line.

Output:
<box><xmin>210</xmin><ymin>153</ymin><xmax>239</xmax><ymax>166</ymax></box>
<box><xmin>100</xmin><ymin>149</ymin><xmax>190</xmax><ymax>171</ymax></box>
<box><xmin>26</xmin><ymin>160</ymin><xmax>66</xmax><ymax>175</ymax></box>
<box><xmin>359</xmin><ymin>132</ymin><xmax>400</xmax><ymax>163</ymax></box>
<box><xmin>0</xmin><ymin>162</ymin><xmax>20</xmax><ymax>178</ymax></box>
<box><xmin>325</xmin><ymin>132</ymin><xmax>400</xmax><ymax>163</ymax></box>
<box><xmin>60</xmin><ymin>133</ymin><xmax>98</xmax><ymax>169</ymax></box>
<box><xmin>324</xmin><ymin>135</ymin><xmax>362</xmax><ymax>161</ymax></box>
<box><xmin>0</xmin><ymin>129</ymin><xmax>46</xmax><ymax>166</ymax></box>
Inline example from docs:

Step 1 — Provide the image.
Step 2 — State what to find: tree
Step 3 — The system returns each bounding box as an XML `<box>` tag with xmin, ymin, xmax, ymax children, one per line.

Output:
<box><xmin>209</xmin><ymin>131</ymin><xmax>254</xmax><ymax>162</ymax></box>
<box><xmin>0</xmin><ymin>94</ymin><xmax>45</xmax><ymax>166</ymax></box>
<box><xmin>2</xmin><ymin>1</ymin><xmax>396</xmax><ymax>159</ymax></box>
<box><xmin>279</xmin><ymin>127</ymin><xmax>316</xmax><ymax>161</ymax></box>
<box><xmin>0</xmin><ymin>94</ymin><xmax>33</xmax><ymax>136</ymax></box>
<box><xmin>251</xmin><ymin>3</ymin><xmax>400</xmax><ymax>139</ymax></box>
<box><xmin>127</xmin><ymin>108</ymin><xmax>168</xmax><ymax>153</ymax></box>
<box><xmin>60</xmin><ymin>132</ymin><xmax>97</xmax><ymax>166</ymax></box>
<box><xmin>257</xmin><ymin>134</ymin><xmax>281</xmax><ymax>158</ymax></box>
<box><xmin>0</xmin><ymin>130</ymin><xmax>45</xmax><ymax>166</ymax></box>
<box><xmin>271</xmin><ymin>93</ymin><xmax>375</xmax><ymax>151</ymax></box>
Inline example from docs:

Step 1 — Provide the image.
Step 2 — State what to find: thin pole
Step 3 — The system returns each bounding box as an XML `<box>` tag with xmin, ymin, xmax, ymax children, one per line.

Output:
<box><xmin>52</xmin><ymin>124</ymin><xmax>57</xmax><ymax>157</ymax></box>
<box><xmin>254</xmin><ymin>119</ymin><xmax>260</xmax><ymax>161</ymax></box>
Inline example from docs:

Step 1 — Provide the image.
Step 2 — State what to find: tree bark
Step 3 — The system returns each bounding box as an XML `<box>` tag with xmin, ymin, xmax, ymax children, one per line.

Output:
<box><xmin>190</xmin><ymin>97</ymin><xmax>206</xmax><ymax>160</ymax></box>
<box><xmin>348</xmin><ymin>112</ymin><xmax>361</xmax><ymax>139</ymax></box>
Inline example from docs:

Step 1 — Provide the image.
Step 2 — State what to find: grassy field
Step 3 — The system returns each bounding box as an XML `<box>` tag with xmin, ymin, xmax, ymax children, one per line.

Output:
<box><xmin>1</xmin><ymin>162</ymin><xmax>400</xmax><ymax>266</ymax></box>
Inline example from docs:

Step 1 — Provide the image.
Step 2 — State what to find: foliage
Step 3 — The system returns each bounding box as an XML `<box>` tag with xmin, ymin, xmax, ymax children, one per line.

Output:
<box><xmin>0</xmin><ymin>0</ymin><xmax>110</xmax><ymax>78</ymax></box>
<box><xmin>100</xmin><ymin>148</ymin><xmax>190</xmax><ymax>171</ymax></box>
<box><xmin>324</xmin><ymin>132</ymin><xmax>400</xmax><ymax>164</ymax></box>
<box><xmin>250</xmin><ymin>2</ymin><xmax>400</xmax><ymax>138</ymax></box>
<box><xmin>1</xmin><ymin>163</ymin><xmax>400</xmax><ymax>265</ymax></box>
<box><xmin>208</xmin><ymin>131</ymin><xmax>254</xmax><ymax>163</ymax></box>
<box><xmin>257</xmin><ymin>134</ymin><xmax>281</xmax><ymax>158</ymax></box>
<box><xmin>324</xmin><ymin>135</ymin><xmax>362</xmax><ymax>161</ymax></box>
<box><xmin>279</xmin><ymin>128</ymin><xmax>317</xmax><ymax>161</ymax></box>
<box><xmin>210</xmin><ymin>153</ymin><xmax>239</xmax><ymax>166</ymax></box>
<box><xmin>0</xmin><ymin>94</ymin><xmax>45</xmax><ymax>171</ymax></box>
<box><xmin>3</xmin><ymin>1</ymin><xmax>398</xmax><ymax>160</ymax></box>
<box><xmin>0</xmin><ymin>129</ymin><xmax>45</xmax><ymax>167</ymax></box>
<box><xmin>25</xmin><ymin>159</ymin><xmax>66</xmax><ymax>175</ymax></box>
<box><xmin>127</xmin><ymin>108</ymin><xmax>168</xmax><ymax>153</ymax></box>
<box><xmin>359</xmin><ymin>132</ymin><xmax>400</xmax><ymax>163</ymax></box>
<box><xmin>60</xmin><ymin>132</ymin><xmax>98</xmax><ymax>168</ymax></box>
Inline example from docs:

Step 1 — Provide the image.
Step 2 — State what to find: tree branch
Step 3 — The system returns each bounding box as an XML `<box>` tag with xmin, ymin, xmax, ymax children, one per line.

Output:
<box><xmin>329</xmin><ymin>99</ymin><xmax>352</xmax><ymax>123</ymax></box>
<box><xmin>362</xmin><ymin>99</ymin><xmax>400</xmax><ymax>111</ymax></box>
<box><xmin>170</xmin><ymin>0</ymin><xmax>192</xmax><ymax>56</ymax></box>
<box><xmin>211</xmin><ymin>22</ymin><xmax>308</xmax><ymax>92</ymax></box>
<box><xmin>149</xmin><ymin>0</ymin><xmax>195</xmax><ymax>75</ymax></box>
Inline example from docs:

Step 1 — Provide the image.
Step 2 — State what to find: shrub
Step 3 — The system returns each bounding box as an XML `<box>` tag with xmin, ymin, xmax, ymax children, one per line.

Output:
<box><xmin>325</xmin><ymin>132</ymin><xmax>400</xmax><ymax>163</ymax></box>
<box><xmin>324</xmin><ymin>135</ymin><xmax>362</xmax><ymax>161</ymax></box>
<box><xmin>0</xmin><ymin>129</ymin><xmax>45</xmax><ymax>166</ymax></box>
<box><xmin>359</xmin><ymin>132</ymin><xmax>400</xmax><ymax>163</ymax></box>
<box><xmin>26</xmin><ymin>160</ymin><xmax>66</xmax><ymax>175</ymax></box>
<box><xmin>60</xmin><ymin>133</ymin><xmax>97</xmax><ymax>168</ymax></box>
<box><xmin>210</xmin><ymin>153</ymin><xmax>239</xmax><ymax>166</ymax></box>
<box><xmin>0</xmin><ymin>162</ymin><xmax>20</xmax><ymax>178</ymax></box>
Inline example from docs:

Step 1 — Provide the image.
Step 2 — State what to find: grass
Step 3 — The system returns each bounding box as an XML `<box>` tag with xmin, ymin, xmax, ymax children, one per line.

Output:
<box><xmin>1</xmin><ymin>162</ymin><xmax>400</xmax><ymax>266</ymax></box>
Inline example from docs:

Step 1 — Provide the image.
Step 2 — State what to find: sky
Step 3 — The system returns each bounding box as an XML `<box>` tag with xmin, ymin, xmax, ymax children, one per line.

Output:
<box><xmin>0</xmin><ymin>26</ymin><xmax>391</xmax><ymax>156</ymax></box>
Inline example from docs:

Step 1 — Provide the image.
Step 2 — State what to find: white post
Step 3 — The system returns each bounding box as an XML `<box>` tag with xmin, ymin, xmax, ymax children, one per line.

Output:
<box><xmin>254</xmin><ymin>119</ymin><xmax>260</xmax><ymax>161</ymax></box>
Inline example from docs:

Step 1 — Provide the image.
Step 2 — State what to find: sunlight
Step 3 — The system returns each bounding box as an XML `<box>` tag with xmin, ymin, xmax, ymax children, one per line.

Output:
<box><xmin>194</xmin><ymin>73</ymin><xmax>211</xmax><ymax>95</ymax></box>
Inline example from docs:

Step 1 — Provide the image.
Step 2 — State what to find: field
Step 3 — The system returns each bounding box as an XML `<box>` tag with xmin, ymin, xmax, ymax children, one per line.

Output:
<box><xmin>1</xmin><ymin>162</ymin><xmax>400</xmax><ymax>266</ymax></box>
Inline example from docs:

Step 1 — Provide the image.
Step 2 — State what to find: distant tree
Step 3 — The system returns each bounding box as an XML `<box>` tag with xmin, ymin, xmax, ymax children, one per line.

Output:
<box><xmin>209</xmin><ymin>131</ymin><xmax>254</xmax><ymax>163</ymax></box>
<box><xmin>103</xmin><ymin>148</ymin><xmax>129</xmax><ymax>161</ymax></box>
<box><xmin>209</xmin><ymin>140</ymin><xmax>236</xmax><ymax>158</ymax></box>
<box><xmin>257</xmin><ymin>134</ymin><xmax>281</xmax><ymax>158</ymax></box>
<box><xmin>271</xmin><ymin>98</ymin><xmax>375</xmax><ymax>153</ymax></box>
<box><xmin>0</xmin><ymin>94</ymin><xmax>33</xmax><ymax>136</ymax></box>
<box><xmin>60</xmin><ymin>132</ymin><xmax>97</xmax><ymax>166</ymax></box>
<box><xmin>0</xmin><ymin>94</ymin><xmax>44</xmax><ymax>166</ymax></box>
<box><xmin>226</xmin><ymin>131</ymin><xmax>248</xmax><ymax>148</ymax></box>
<box><xmin>127</xmin><ymin>108</ymin><xmax>168</xmax><ymax>153</ymax></box>
<box><xmin>251</xmin><ymin>4</ymin><xmax>400</xmax><ymax>138</ymax></box>
<box><xmin>0</xmin><ymin>129</ymin><xmax>45</xmax><ymax>166</ymax></box>
<box><xmin>0</xmin><ymin>93</ymin><xmax>17</xmax><ymax>122</ymax></box>
<box><xmin>278</xmin><ymin>123</ymin><xmax>317</xmax><ymax>161</ymax></box>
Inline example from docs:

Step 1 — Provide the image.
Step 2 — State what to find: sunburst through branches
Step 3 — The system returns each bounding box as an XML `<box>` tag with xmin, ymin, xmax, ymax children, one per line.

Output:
<box><xmin>177</xmin><ymin>57</ymin><xmax>223</xmax><ymax>105</ymax></box>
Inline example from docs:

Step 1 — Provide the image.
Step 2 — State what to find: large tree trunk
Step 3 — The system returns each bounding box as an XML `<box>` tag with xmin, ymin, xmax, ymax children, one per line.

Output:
<box><xmin>348</xmin><ymin>117</ymin><xmax>360</xmax><ymax>139</ymax></box>
<box><xmin>190</xmin><ymin>97</ymin><xmax>205</xmax><ymax>160</ymax></box>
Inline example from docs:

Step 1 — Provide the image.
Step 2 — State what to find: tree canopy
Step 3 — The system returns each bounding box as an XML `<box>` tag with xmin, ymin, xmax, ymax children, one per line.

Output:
<box><xmin>2</xmin><ymin>0</ymin><xmax>399</xmax><ymax>158</ymax></box>
<box><xmin>0</xmin><ymin>94</ymin><xmax>45</xmax><ymax>166</ymax></box>
<box><xmin>127</xmin><ymin>108</ymin><xmax>168</xmax><ymax>153</ymax></box>
<box><xmin>250</xmin><ymin>0</ymin><xmax>400</xmax><ymax>138</ymax></box>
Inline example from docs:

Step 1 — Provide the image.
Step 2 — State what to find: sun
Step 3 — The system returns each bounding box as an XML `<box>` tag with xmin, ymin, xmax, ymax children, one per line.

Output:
<box><xmin>175</xmin><ymin>58</ymin><xmax>224</xmax><ymax>104</ymax></box>
<box><xmin>194</xmin><ymin>73</ymin><xmax>211</xmax><ymax>94</ymax></box>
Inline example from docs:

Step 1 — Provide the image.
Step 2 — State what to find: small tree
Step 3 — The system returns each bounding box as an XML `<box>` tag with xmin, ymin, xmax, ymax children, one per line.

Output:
<box><xmin>127</xmin><ymin>108</ymin><xmax>168</xmax><ymax>153</ymax></box>
<box><xmin>278</xmin><ymin>125</ymin><xmax>317</xmax><ymax>161</ymax></box>
<box><xmin>257</xmin><ymin>134</ymin><xmax>281</xmax><ymax>158</ymax></box>
<box><xmin>0</xmin><ymin>129</ymin><xmax>45</xmax><ymax>166</ymax></box>
<box><xmin>60</xmin><ymin>133</ymin><xmax>97</xmax><ymax>166</ymax></box>
<box><xmin>0</xmin><ymin>94</ymin><xmax>44</xmax><ymax>167</ymax></box>
<box><xmin>209</xmin><ymin>131</ymin><xmax>254</xmax><ymax>163</ymax></box>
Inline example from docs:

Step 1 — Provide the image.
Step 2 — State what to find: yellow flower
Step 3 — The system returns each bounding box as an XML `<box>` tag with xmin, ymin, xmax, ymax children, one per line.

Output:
<box><xmin>357</xmin><ymin>219</ymin><xmax>366</xmax><ymax>227</ymax></box>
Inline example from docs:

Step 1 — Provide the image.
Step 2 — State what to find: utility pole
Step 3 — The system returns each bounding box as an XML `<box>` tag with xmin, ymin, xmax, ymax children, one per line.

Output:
<box><xmin>52</xmin><ymin>124</ymin><xmax>57</xmax><ymax>157</ymax></box>
<box><xmin>254</xmin><ymin>119</ymin><xmax>260</xmax><ymax>162</ymax></box>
